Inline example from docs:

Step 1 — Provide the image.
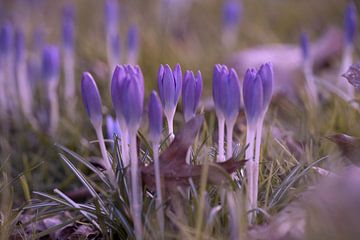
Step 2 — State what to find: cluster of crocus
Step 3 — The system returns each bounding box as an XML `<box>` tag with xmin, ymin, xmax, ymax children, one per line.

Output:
<box><xmin>212</xmin><ymin>65</ymin><xmax>241</xmax><ymax>162</ymax></box>
<box><xmin>222</xmin><ymin>0</ymin><xmax>242</xmax><ymax>49</ymax></box>
<box><xmin>62</xmin><ymin>5</ymin><xmax>76</xmax><ymax>119</ymax></box>
<box><xmin>243</xmin><ymin>63</ymin><xmax>273</xmax><ymax>222</ymax></box>
<box><xmin>340</xmin><ymin>2</ymin><xmax>357</xmax><ymax>98</ymax></box>
<box><xmin>300</xmin><ymin>32</ymin><xmax>318</xmax><ymax>105</ymax></box>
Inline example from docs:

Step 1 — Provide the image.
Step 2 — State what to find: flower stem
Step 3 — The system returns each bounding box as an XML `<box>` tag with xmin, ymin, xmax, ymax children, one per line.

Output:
<box><xmin>217</xmin><ymin>116</ymin><xmax>225</xmax><ymax>162</ymax></box>
<box><xmin>95</xmin><ymin>127</ymin><xmax>112</xmax><ymax>173</ymax></box>
<box><xmin>252</xmin><ymin>116</ymin><xmax>264</xmax><ymax>220</ymax></box>
<box><xmin>245</xmin><ymin>122</ymin><xmax>255</xmax><ymax>223</ymax></box>
<box><xmin>48</xmin><ymin>80</ymin><xmax>59</xmax><ymax>135</ymax></box>
<box><xmin>165</xmin><ymin>109</ymin><xmax>175</xmax><ymax>141</ymax></box>
<box><xmin>130</xmin><ymin>130</ymin><xmax>142</xmax><ymax>240</ymax></box>
<box><xmin>153</xmin><ymin>142</ymin><xmax>165</xmax><ymax>238</ymax></box>
<box><xmin>226</xmin><ymin>120</ymin><xmax>235</xmax><ymax>159</ymax></box>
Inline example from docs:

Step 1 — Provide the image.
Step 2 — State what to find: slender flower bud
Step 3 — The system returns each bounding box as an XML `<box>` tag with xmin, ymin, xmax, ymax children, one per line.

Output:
<box><xmin>158</xmin><ymin>63</ymin><xmax>182</xmax><ymax>138</ymax></box>
<box><xmin>42</xmin><ymin>45</ymin><xmax>60</xmax><ymax>82</ymax></box>
<box><xmin>81</xmin><ymin>72</ymin><xmax>103</xmax><ymax>130</ymax></box>
<box><xmin>224</xmin><ymin>68</ymin><xmax>241</xmax><ymax>124</ymax></box>
<box><xmin>243</xmin><ymin>68</ymin><xmax>263</xmax><ymax>125</ymax></box>
<box><xmin>105</xmin><ymin>0</ymin><xmax>119</xmax><ymax>35</ymax></box>
<box><xmin>148</xmin><ymin>91</ymin><xmax>163</xmax><ymax>143</ymax></box>
<box><xmin>14</xmin><ymin>29</ymin><xmax>25</xmax><ymax>65</ymax></box>
<box><xmin>300</xmin><ymin>32</ymin><xmax>309</xmax><ymax>61</ymax></box>
<box><xmin>182</xmin><ymin>70</ymin><xmax>202</xmax><ymax>122</ymax></box>
<box><xmin>127</xmin><ymin>24</ymin><xmax>139</xmax><ymax>64</ymax></box>
<box><xmin>111</xmin><ymin>65</ymin><xmax>126</xmax><ymax>123</ymax></box>
<box><xmin>222</xmin><ymin>0</ymin><xmax>242</xmax><ymax>29</ymax></box>
<box><xmin>344</xmin><ymin>2</ymin><xmax>357</xmax><ymax>45</ymax></box>
<box><xmin>158</xmin><ymin>64</ymin><xmax>182</xmax><ymax>112</ymax></box>
<box><xmin>258</xmin><ymin>62</ymin><xmax>273</xmax><ymax>112</ymax></box>
<box><xmin>0</xmin><ymin>22</ymin><xmax>13</xmax><ymax>56</ymax></box>
<box><xmin>212</xmin><ymin>64</ymin><xmax>224</xmax><ymax>117</ymax></box>
<box><xmin>62</xmin><ymin>5</ymin><xmax>75</xmax><ymax>49</ymax></box>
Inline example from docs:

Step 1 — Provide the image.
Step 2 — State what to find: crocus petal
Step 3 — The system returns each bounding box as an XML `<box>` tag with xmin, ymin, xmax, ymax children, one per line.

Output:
<box><xmin>42</xmin><ymin>45</ymin><xmax>60</xmax><ymax>82</ymax></box>
<box><xmin>111</xmin><ymin>65</ymin><xmax>126</xmax><ymax>122</ymax></box>
<box><xmin>224</xmin><ymin>68</ymin><xmax>241</xmax><ymax>121</ymax></box>
<box><xmin>162</xmin><ymin>64</ymin><xmax>176</xmax><ymax>110</ymax></box>
<box><xmin>300</xmin><ymin>32</ymin><xmax>309</xmax><ymax>60</ymax></box>
<box><xmin>81</xmin><ymin>72</ymin><xmax>103</xmax><ymax>129</ymax></box>
<box><xmin>243</xmin><ymin>68</ymin><xmax>263</xmax><ymax>125</ymax></box>
<box><xmin>173</xmin><ymin>63</ymin><xmax>182</xmax><ymax>104</ymax></box>
<box><xmin>344</xmin><ymin>2</ymin><xmax>357</xmax><ymax>45</ymax></box>
<box><xmin>258</xmin><ymin>62</ymin><xmax>273</xmax><ymax>111</ymax></box>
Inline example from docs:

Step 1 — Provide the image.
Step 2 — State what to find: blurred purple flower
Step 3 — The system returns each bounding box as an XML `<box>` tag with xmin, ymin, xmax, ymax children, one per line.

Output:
<box><xmin>344</xmin><ymin>2</ymin><xmax>357</xmax><ymax>45</ymax></box>
<box><xmin>300</xmin><ymin>32</ymin><xmax>309</xmax><ymax>60</ymax></box>
<box><xmin>243</xmin><ymin>68</ymin><xmax>263</xmax><ymax>125</ymax></box>
<box><xmin>81</xmin><ymin>72</ymin><xmax>103</xmax><ymax>129</ymax></box>
<box><xmin>106</xmin><ymin>115</ymin><xmax>121</xmax><ymax>140</ymax></box>
<box><xmin>14</xmin><ymin>29</ymin><xmax>25</xmax><ymax>65</ymax></box>
<box><xmin>62</xmin><ymin>5</ymin><xmax>75</xmax><ymax>49</ymax></box>
<box><xmin>110</xmin><ymin>33</ymin><xmax>120</xmax><ymax>59</ymax></box>
<box><xmin>222</xmin><ymin>0</ymin><xmax>242</xmax><ymax>29</ymax></box>
<box><xmin>158</xmin><ymin>64</ymin><xmax>182</xmax><ymax>112</ymax></box>
<box><xmin>127</xmin><ymin>24</ymin><xmax>138</xmax><ymax>54</ymax></box>
<box><xmin>148</xmin><ymin>90</ymin><xmax>163</xmax><ymax>142</ymax></box>
<box><xmin>42</xmin><ymin>45</ymin><xmax>60</xmax><ymax>81</ymax></box>
<box><xmin>105</xmin><ymin>0</ymin><xmax>119</xmax><ymax>35</ymax></box>
<box><xmin>182</xmin><ymin>70</ymin><xmax>202</xmax><ymax>122</ymax></box>
<box><xmin>0</xmin><ymin>22</ymin><xmax>13</xmax><ymax>55</ymax></box>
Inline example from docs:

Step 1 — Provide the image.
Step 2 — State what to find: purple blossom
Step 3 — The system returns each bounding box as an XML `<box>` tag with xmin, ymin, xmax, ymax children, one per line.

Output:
<box><xmin>148</xmin><ymin>90</ymin><xmax>163</xmax><ymax>142</ymax></box>
<box><xmin>42</xmin><ymin>45</ymin><xmax>60</xmax><ymax>81</ymax></box>
<box><xmin>62</xmin><ymin>5</ymin><xmax>75</xmax><ymax>49</ymax></box>
<box><xmin>258</xmin><ymin>62</ymin><xmax>273</xmax><ymax>112</ymax></box>
<box><xmin>127</xmin><ymin>24</ymin><xmax>138</xmax><ymax>54</ymax></box>
<box><xmin>222</xmin><ymin>0</ymin><xmax>242</xmax><ymax>29</ymax></box>
<box><xmin>158</xmin><ymin>64</ymin><xmax>182</xmax><ymax>113</ymax></box>
<box><xmin>300</xmin><ymin>32</ymin><xmax>309</xmax><ymax>60</ymax></box>
<box><xmin>81</xmin><ymin>72</ymin><xmax>103</xmax><ymax>129</ymax></box>
<box><xmin>243</xmin><ymin>68</ymin><xmax>263</xmax><ymax>125</ymax></box>
<box><xmin>344</xmin><ymin>2</ymin><xmax>357</xmax><ymax>45</ymax></box>
<box><xmin>182</xmin><ymin>70</ymin><xmax>203</xmax><ymax>122</ymax></box>
<box><xmin>0</xmin><ymin>22</ymin><xmax>13</xmax><ymax>55</ymax></box>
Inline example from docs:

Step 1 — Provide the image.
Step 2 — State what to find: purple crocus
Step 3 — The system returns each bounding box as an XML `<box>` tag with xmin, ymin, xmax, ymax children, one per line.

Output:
<box><xmin>158</xmin><ymin>63</ymin><xmax>182</xmax><ymax>139</ymax></box>
<box><xmin>105</xmin><ymin>0</ymin><xmax>120</xmax><ymax>71</ymax></box>
<box><xmin>127</xmin><ymin>24</ymin><xmax>139</xmax><ymax>64</ymax></box>
<box><xmin>62</xmin><ymin>5</ymin><xmax>75</xmax><ymax>49</ymax></box>
<box><xmin>258</xmin><ymin>63</ymin><xmax>273</xmax><ymax>112</ymax></box>
<box><xmin>344</xmin><ymin>2</ymin><xmax>357</xmax><ymax>45</ymax></box>
<box><xmin>81</xmin><ymin>72</ymin><xmax>112</xmax><ymax>173</ymax></box>
<box><xmin>148</xmin><ymin>90</ymin><xmax>163</xmax><ymax>142</ymax></box>
<box><xmin>243</xmin><ymin>68</ymin><xmax>263</xmax><ymax>125</ymax></box>
<box><xmin>182</xmin><ymin>70</ymin><xmax>202</xmax><ymax>122</ymax></box>
<box><xmin>0</xmin><ymin>22</ymin><xmax>13</xmax><ymax>55</ymax></box>
<box><xmin>222</xmin><ymin>0</ymin><xmax>242</xmax><ymax>29</ymax></box>
<box><xmin>81</xmin><ymin>72</ymin><xmax>103</xmax><ymax>130</ymax></box>
<box><xmin>213</xmin><ymin>64</ymin><xmax>241</xmax><ymax>161</ymax></box>
<box><xmin>42</xmin><ymin>45</ymin><xmax>60</xmax><ymax>82</ymax></box>
<box><xmin>300</xmin><ymin>32</ymin><xmax>309</xmax><ymax>61</ymax></box>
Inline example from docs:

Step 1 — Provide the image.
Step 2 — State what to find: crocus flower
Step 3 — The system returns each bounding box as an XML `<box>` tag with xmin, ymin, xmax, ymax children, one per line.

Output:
<box><xmin>213</xmin><ymin>64</ymin><xmax>241</xmax><ymax>161</ymax></box>
<box><xmin>148</xmin><ymin>90</ymin><xmax>165</xmax><ymax>233</ymax></box>
<box><xmin>81</xmin><ymin>72</ymin><xmax>112</xmax><ymax>172</ymax></box>
<box><xmin>243</xmin><ymin>68</ymin><xmax>263</xmax><ymax>126</ymax></box>
<box><xmin>127</xmin><ymin>24</ymin><xmax>139</xmax><ymax>64</ymax></box>
<box><xmin>81</xmin><ymin>72</ymin><xmax>103</xmax><ymax>130</ymax></box>
<box><xmin>344</xmin><ymin>2</ymin><xmax>357</xmax><ymax>46</ymax></box>
<box><xmin>62</xmin><ymin>5</ymin><xmax>75</xmax><ymax>50</ymax></box>
<box><xmin>222</xmin><ymin>0</ymin><xmax>242</xmax><ymax>48</ymax></box>
<box><xmin>0</xmin><ymin>22</ymin><xmax>13</xmax><ymax>56</ymax></box>
<box><xmin>42</xmin><ymin>45</ymin><xmax>60</xmax><ymax>134</ymax></box>
<box><xmin>105</xmin><ymin>0</ymin><xmax>120</xmax><ymax>71</ymax></box>
<box><xmin>158</xmin><ymin>63</ymin><xmax>182</xmax><ymax>140</ymax></box>
<box><xmin>300</xmin><ymin>32</ymin><xmax>309</xmax><ymax>61</ymax></box>
<box><xmin>182</xmin><ymin>70</ymin><xmax>202</xmax><ymax>122</ymax></box>
<box><xmin>42</xmin><ymin>45</ymin><xmax>60</xmax><ymax>82</ymax></box>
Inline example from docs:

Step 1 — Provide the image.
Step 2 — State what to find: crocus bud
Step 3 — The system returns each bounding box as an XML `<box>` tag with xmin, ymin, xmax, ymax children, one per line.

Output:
<box><xmin>243</xmin><ymin>68</ymin><xmax>263</xmax><ymax>125</ymax></box>
<box><xmin>222</xmin><ymin>0</ymin><xmax>242</xmax><ymax>29</ymax></box>
<box><xmin>111</xmin><ymin>65</ymin><xmax>126</xmax><ymax>123</ymax></box>
<box><xmin>212</xmin><ymin>64</ymin><xmax>225</xmax><ymax>117</ymax></box>
<box><xmin>127</xmin><ymin>24</ymin><xmax>139</xmax><ymax>64</ymax></box>
<box><xmin>223</xmin><ymin>68</ymin><xmax>241</xmax><ymax>124</ymax></box>
<box><xmin>300</xmin><ymin>32</ymin><xmax>309</xmax><ymax>60</ymax></box>
<box><xmin>148</xmin><ymin>91</ymin><xmax>163</xmax><ymax>142</ymax></box>
<box><xmin>158</xmin><ymin>64</ymin><xmax>182</xmax><ymax>113</ymax></box>
<box><xmin>344</xmin><ymin>2</ymin><xmax>357</xmax><ymax>45</ymax></box>
<box><xmin>62</xmin><ymin>5</ymin><xmax>75</xmax><ymax>49</ymax></box>
<box><xmin>120</xmin><ymin>73</ymin><xmax>144</xmax><ymax>130</ymax></box>
<box><xmin>81</xmin><ymin>72</ymin><xmax>103</xmax><ymax>130</ymax></box>
<box><xmin>182</xmin><ymin>70</ymin><xmax>202</xmax><ymax>122</ymax></box>
<box><xmin>42</xmin><ymin>45</ymin><xmax>60</xmax><ymax>82</ymax></box>
<box><xmin>0</xmin><ymin>22</ymin><xmax>13</xmax><ymax>55</ymax></box>
<box><xmin>258</xmin><ymin>62</ymin><xmax>273</xmax><ymax>112</ymax></box>
<box><xmin>105</xmin><ymin>0</ymin><xmax>119</xmax><ymax>35</ymax></box>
